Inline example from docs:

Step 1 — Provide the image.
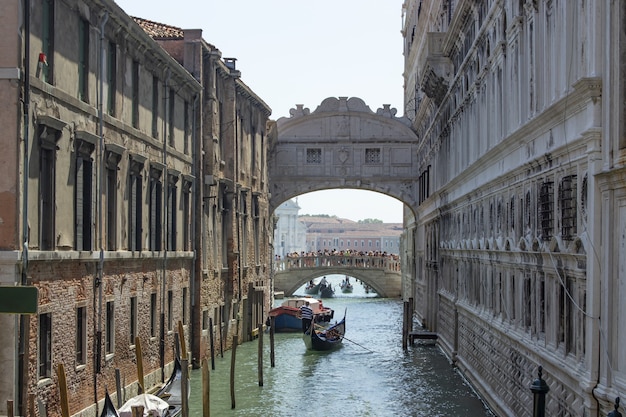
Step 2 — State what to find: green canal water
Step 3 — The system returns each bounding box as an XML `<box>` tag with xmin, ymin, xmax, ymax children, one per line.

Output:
<box><xmin>188</xmin><ymin>275</ymin><xmax>494</xmax><ymax>416</ymax></box>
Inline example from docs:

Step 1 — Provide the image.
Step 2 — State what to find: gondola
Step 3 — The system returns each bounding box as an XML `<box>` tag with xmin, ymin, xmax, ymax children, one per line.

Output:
<box><xmin>319</xmin><ymin>283</ymin><xmax>334</xmax><ymax>298</ymax></box>
<box><xmin>156</xmin><ymin>357</ymin><xmax>187</xmax><ymax>417</ymax></box>
<box><xmin>303</xmin><ymin>314</ymin><xmax>346</xmax><ymax>351</ymax></box>
<box><xmin>118</xmin><ymin>358</ymin><xmax>187</xmax><ymax>417</ymax></box>
<box><xmin>100</xmin><ymin>392</ymin><xmax>120</xmax><ymax>417</ymax></box>
<box><xmin>340</xmin><ymin>278</ymin><xmax>353</xmax><ymax>293</ymax></box>
<box><xmin>304</xmin><ymin>281</ymin><xmax>321</xmax><ymax>295</ymax></box>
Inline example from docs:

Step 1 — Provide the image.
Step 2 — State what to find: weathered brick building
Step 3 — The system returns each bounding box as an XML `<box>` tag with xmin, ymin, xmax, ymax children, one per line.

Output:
<box><xmin>0</xmin><ymin>1</ymin><xmax>272</xmax><ymax>417</ymax></box>
<box><xmin>131</xmin><ymin>17</ymin><xmax>273</xmax><ymax>366</ymax></box>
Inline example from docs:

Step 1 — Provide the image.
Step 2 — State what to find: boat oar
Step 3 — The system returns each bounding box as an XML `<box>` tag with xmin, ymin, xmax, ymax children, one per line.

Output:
<box><xmin>342</xmin><ymin>336</ymin><xmax>374</xmax><ymax>353</ymax></box>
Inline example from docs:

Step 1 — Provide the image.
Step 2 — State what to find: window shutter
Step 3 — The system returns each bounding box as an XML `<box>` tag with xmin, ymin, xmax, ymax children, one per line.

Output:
<box><xmin>75</xmin><ymin>157</ymin><xmax>84</xmax><ymax>250</ymax></box>
<box><xmin>150</xmin><ymin>179</ymin><xmax>157</xmax><ymax>250</ymax></box>
<box><xmin>130</xmin><ymin>175</ymin><xmax>137</xmax><ymax>250</ymax></box>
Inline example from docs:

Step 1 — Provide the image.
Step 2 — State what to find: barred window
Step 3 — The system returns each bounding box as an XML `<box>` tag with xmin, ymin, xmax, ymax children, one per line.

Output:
<box><xmin>538</xmin><ymin>181</ymin><xmax>554</xmax><ymax>241</ymax></box>
<box><xmin>509</xmin><ymin>196</ymin><xmax>515</xmax><ymax>232</ymax></box>
<box><xmin>39</xmin><ymin>313</ymin><xmax>52</xmax><ymax>379</ymax></box>
<box><xmin>306</xmin><ymin>148</ymin><xmax>322</xmax><ymax>164</ymax></box>
<box><xmin>559</xmin><ymin>175</ymin><xmax>577</xmax><ymax>240</ymax></box>
<box><xmin>580</xmin><ymin>175</ymin><xmax>588</xmax><ymax>224</ymax></box>
<box><xmin>365</xmin><ymin>148</ymin><xmax>381</xmax><ymax>164</ymax></box>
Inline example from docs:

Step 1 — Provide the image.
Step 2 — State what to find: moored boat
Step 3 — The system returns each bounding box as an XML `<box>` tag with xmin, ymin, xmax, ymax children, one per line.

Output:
<box><xmin>118</xmin><ymin>358</ymin><xmax>187</xmax><ymax>417</ymax></box>
<box><xmin>303</xmin><ymin>315</ymin><xmax>346</xmax><ymax>351</ymax></box>
<box><xmin>268</xmin><ymin>297</ymin><xmax>334</xmax><ymax>332</ymax></box>
<box><xmin>100</xmin><ymin>392</ymin><xmax>120</xmax><ymax>417</ymax></box>
<box><xmin>319</xmin><ymin>283</ymin><xmax>334</xmax><ymax>298</ymax></box>
<box><xmin>118</xmin><ymin>394</ymin><xmax>169</xmax><ymax>417</ymax></box>
<box><xmin>156</xmin><ymin>357</ymin><xmax>187</xmax><ymax>417</ymax></box>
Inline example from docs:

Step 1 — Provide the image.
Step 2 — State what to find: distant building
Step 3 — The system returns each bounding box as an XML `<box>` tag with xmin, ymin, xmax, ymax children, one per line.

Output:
<box><xmin>273</xmin><ymin>199</ymin><xmax>307</xmax><ymax>258</ymax></box>
<box><xmin>301</xmin><ymin>217</ymin><xmax>402</xmax><ymax>254</ymax></box>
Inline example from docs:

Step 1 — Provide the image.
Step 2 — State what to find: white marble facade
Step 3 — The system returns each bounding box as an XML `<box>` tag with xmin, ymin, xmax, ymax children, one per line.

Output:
<box><xmin>402</xmin><ymin>0</ymin><xmax>626</xmax><ymax>416</ymax></box>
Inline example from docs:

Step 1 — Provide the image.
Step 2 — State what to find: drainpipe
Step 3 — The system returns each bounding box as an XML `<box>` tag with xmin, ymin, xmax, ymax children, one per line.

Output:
<box><xmin>18</xmin><ymin>1</ymin><xmax>31</xmax><ymax>414</ymax></box>
<box><xmin>190</xmin><ymin>93</ymin><xmax>200</xmax><ymax>368</ymax></box>
<box><xmin>160</xmin><ymin>68</ymin><xmax>171</xmax><ymax>381</ymax></box>
<box><xmin>94</xmin><ymin>12</ymin><xmax>108</xmax><ymax>411</ymax></box>
<box><xmin>234</xmin><ymin>107</ymin><xmax>242</xmax><ymax>303</ymax></box>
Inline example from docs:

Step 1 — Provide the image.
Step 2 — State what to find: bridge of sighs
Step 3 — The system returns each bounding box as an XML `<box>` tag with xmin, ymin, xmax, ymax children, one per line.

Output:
<box><xmin>268</xmin><ymin>97</ymin><xmax>419</xmax><ymax>299</ymax></box>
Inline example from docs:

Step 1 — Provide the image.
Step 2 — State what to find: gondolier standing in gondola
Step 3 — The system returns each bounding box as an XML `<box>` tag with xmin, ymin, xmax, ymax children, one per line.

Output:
<box><xmin>300</xmin><ymin>301</ymin><xmax>314</xmax><ymax>333</ymax></box>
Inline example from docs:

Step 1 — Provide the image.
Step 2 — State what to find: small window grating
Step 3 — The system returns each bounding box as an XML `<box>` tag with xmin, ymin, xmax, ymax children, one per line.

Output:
<box><xmin>365</xmin><ymin>148</ymin><xmax>381</xmax><ymax>164</ymax></box>
<box><xmin>306</xmin><ymin>148</ymin><xmax>322</xmax><ymax>164</ymax></box>
<box><xmin>560</xmin><ymin>175</ymin><xmax>577</xmax><ymax>240</ymax></box>
<box><xmin>539</xmin><ymin>182</ymin><xmax>554</xmax><ymax>241</ymax></box>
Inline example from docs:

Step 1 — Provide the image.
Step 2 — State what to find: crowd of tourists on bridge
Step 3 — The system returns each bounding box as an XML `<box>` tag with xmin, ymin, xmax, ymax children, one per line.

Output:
<box><xmin>274</xmin><ymin>249</ymin><xmax>400</xmax><ymax>271</ymax></box>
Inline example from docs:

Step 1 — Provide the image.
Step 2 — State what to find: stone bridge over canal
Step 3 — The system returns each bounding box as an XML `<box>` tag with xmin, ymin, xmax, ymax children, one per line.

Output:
<box><xmin>273</xmin><ymin>255</ymin><xmax>402</xmax><ymax>298</ymax></box>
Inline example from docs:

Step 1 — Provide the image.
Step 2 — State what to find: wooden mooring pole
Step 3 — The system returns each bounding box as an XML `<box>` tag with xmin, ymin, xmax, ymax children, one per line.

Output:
<box><xmin>402</xmin><ymin>301</ymin><xmax>409</xmax><ymax>350</ymax></box>
<box><xmin>178</xmin><ymin>321</ymin><xmax>188</xmax><ymax>360</ymax></box>
<box><xmin>408</xmin><ymin>297</ymin><xmax>414</xmax><ymax>333</ymax></box>
<box><xmin>230</xmin><ymin>335</ymin><xmax>238</xmax><ymax>409</ymax></box>
<box><xmin>202</xmin><ymin>359</ymin><xmax>210</xmax><ymax>417</ymax></box>
<box><xmin>115</xmin><ymin>368</ymin><xmax>123</xmax><ymax>407</ymax></box>
<box><xmin>135</xmin><ymin>337</ymin><xmax>144</xmax><ymax>394</ymax></box>
<box><xmin>57</xmin><ymin>364</ymin><xmax>70</xmax><ymax>417</ymax></box>
<box><xmin>28</xmin><ymin>393</ymin><xmax>35</xmax><ymax>417</ymax></box>
<box><xmin>270</xmin><ymin>316</ymin><xmax>276</xmax><ymax>368</ymax></box>
<box><xmin>181</xmin><ymin>357</ymin><xmax>189</xmax><ymax>417</ymax></box>
<box><xmin>208</xmin><ymin>317</ymin><xmax>216</xmax><ymax>370</ymax></box>
<box><xmin>7</xmin><ymin>400</ymin><xmax>13</xmax><ymax>417</ymax></box>
<box><xmin>257</xmin><ymin>323</ymin><xmax>264</xmax><ymax>387</ymax></box>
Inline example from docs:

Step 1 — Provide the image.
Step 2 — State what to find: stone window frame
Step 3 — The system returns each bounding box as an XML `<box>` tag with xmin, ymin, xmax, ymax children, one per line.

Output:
<box><xmin>74</xmin><ymin>131</ymin><xmax>98</xmax><ymax>251</ymax></box>
<box><xmin>181</xmin><ymin>176</ymin><xmax>194</xmax><ymax>251</ymax></box>
<box><xmin>148</xmin><ymin>162</ymin><xmax>165</xmax><ymax>251</ymax></box>
<box><xmin>167</xmin><ymin>169</ymin><xmax>180</xmax><ymax>251</ymax></box>
<box><xmin>105</xmin><ymin>300</ymin><xmax>115</xmax><ymax>356</ymax></box>
<box><xmin>150</xmin><ymin>292</ymin><xmax>158</xmax><ymax>339</ymax></box>
<box><xmin>37</xmin><ymin>115</ymin><xmax>66</xmax><ymax>250</ymax></box>
<box><xmin>129</xmin><ymin>296</ymin><xmax>137</xmax><ymax>347</ymax></box>
<box><xmin>365</xmin><ymin>148</ymin><xmax>382</xmax><ymax>164</ymax></box>
<box><xmin>75</xmin><ymin>304</ymin><xmax>87</xmax><ymax>367</ymax></box>
<box><xmin>104</xmin><ymin>144</ymin><xmax>125</xmax><ymax>250</ymax></box>
<box><xmin>38</xmin><ymin>312</ymin><xmax>53</xmax><ymax>380</ymax></box>
<box><xmin>128</xmin><ymin>153</ymin><xmax>146</xmax><ymax>251</ymax></box>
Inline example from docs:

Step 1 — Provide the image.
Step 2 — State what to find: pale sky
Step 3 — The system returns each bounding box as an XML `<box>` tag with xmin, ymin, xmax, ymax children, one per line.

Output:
<box><xmin>295</xmin><ymin>190</ymin><xmax>404</xmax><ymax>223</ymax></box>
<box><xmin>114</xmin><ymin>0</ymin><xmax>405</xmax><ymax>119</ymax></box>
<box><xmin>114</xmin><ymin>0</ymin><xmax>406</xmax><ymax>223</ymax></box>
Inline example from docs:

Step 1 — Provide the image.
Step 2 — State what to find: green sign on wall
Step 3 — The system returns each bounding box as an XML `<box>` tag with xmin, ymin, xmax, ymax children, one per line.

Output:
<box><xmin>0</xmin><ymin>286</ymin><xmax>38</xmax><ymax>314</ymax></box>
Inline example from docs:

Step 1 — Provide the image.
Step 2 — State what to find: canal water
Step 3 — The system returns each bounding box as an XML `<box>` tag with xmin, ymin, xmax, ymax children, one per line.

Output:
<box><xmin>188</xmin><ymin>275</ymin><xmax>494</xmax><ymax>416</ymax></box>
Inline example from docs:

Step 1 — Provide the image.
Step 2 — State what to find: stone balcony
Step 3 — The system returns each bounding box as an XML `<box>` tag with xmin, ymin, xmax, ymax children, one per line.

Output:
<box><xmin>417</xmin><ymin>32</ymin><xmax>453</xmax><ymax>106</ymax></box>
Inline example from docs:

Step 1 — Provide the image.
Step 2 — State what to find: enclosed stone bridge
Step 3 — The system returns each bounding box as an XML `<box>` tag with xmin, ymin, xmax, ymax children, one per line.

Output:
<box><xmin>273</xmin><ymin>255</ymin><xmax>402</xmax><ymax>298</ymax></box>
<box><xmin>268</xmin><ymin>97</ymin><xmax>420</xmax><ymax>216</ymax></box>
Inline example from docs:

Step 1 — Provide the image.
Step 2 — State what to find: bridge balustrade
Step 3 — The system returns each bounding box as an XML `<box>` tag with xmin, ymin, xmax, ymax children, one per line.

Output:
<box><xmin>274</xmin><ymin>255</ymin><xmax>400</xmax><ymax>272</ymax></box>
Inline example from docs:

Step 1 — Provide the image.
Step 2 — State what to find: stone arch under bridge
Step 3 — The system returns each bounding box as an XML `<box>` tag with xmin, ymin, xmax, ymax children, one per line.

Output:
<box><xmin>268</xmin><ymin>97</ymin><xmax>420</xmax><ymax>213</ymax></box>
<box><xmin>274</xmin><ymin>267</ymin><xmax>402</xmax><ymax>298</ymax></box>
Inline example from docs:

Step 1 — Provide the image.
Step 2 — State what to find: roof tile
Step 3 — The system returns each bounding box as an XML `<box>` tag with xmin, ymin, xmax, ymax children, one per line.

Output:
<box><xmin>132</xmin><ymin>16</ymin><xmax>184</xmax><ymax>39</ymax></box>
